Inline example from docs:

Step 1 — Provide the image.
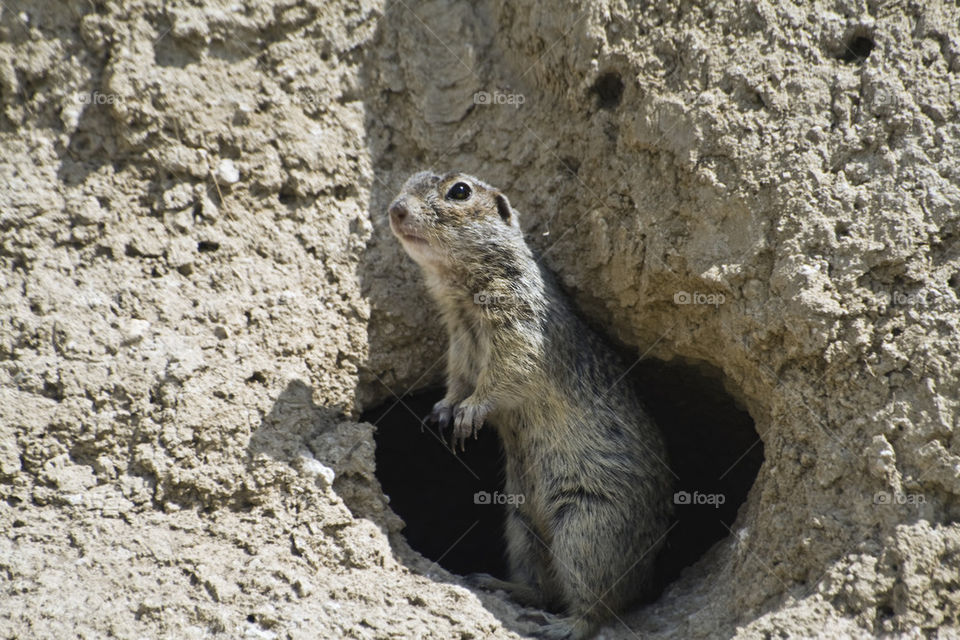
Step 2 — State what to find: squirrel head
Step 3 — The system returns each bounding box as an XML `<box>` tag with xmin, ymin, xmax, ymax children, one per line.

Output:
<box><xmin>388</xmin><ymin>171</ymin><xmax>521</xmax><ymax>270</ymax></box>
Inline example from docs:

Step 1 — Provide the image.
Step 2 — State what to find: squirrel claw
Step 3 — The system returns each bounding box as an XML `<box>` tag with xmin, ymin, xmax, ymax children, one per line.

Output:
<box><xmin>426</xmin><ymin>400</ymin><xmax>454</xmax><ymax>434</ymax></box>
<box><xmin>452</xmin><ymin>401</ymin><xmax>489</xmax><ymax>452</ymax></box>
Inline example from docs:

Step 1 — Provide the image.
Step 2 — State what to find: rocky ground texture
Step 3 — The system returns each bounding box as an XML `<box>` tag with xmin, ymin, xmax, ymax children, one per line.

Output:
<box><xmin>2</xmin><ymin>0</ymin><xmax>960</xmax><ymax>638</ymax></box>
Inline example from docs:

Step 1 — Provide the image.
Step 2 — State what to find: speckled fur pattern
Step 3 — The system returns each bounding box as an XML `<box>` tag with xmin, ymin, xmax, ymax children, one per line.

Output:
<box><xmin>389</xmin><ymin>171</ymin><xmax>674</xmax><ymax>639</ymax></box>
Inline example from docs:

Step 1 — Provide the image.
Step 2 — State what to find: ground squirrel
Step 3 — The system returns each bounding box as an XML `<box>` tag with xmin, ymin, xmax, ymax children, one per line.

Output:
<box><xmin>388</xmin><ymin>171</ymin><xmax>673</xmax><ymax>639</ymax></box>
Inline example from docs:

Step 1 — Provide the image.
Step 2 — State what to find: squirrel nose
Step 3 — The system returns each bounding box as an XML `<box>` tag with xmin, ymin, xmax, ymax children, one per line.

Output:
<box><xmin>388</xmin><ymin>200</ymin><xmax>408</xmax><ymax>222</ymax></box>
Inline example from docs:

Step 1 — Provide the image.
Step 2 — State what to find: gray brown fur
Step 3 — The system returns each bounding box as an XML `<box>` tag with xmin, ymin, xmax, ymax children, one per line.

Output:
<box><xmin>388</xmin><ymin>171</ymin><xmax>673</xmax><ymax>640</ymax></box>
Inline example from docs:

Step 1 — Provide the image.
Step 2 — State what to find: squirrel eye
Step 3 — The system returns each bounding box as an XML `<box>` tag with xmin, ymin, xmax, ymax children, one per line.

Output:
<box><xmin>445</xmin><ymin>182</ymin><xmax>471</xmax><ymax>201</ymax></box>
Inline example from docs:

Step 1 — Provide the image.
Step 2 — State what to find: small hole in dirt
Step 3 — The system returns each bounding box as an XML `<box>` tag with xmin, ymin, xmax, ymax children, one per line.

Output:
<box><xmin>246</xmin><ymin>371</ymin><xmax>268</xmax><ymax>385</ymax></box>
<box><xmin>278</xmin><ymin>186</ymin><xmax>297</xmax><ymax>205</ymax></box>
<box><xmin>591</xmin><ymin>71</ymin><xmax>625</xmax><ymax>110</ymax></box>
<box><xmin>836</xmin><ymin>35</ymin><xmax>875</xmax><ymax>63</ymax></box>
<box><xmin>247</xmin><ymin>614</ymin><xmax>256</xmax><ymax>623</ymax></box>
<box><xmin>41</xmin><ymin>380</ymin><xmax>63</xmax><ymax>401</ymax></box>
<box><xmin>367</xmin><ymin>359</ymin><xmax>763</xmax><ymax>597</ymax></box>
<box><xmin>197</xmin><ymin>240</ymin><xmax>220</xmax><ymax>253</ymax></box>
<box><xmin>948</xmin><ymin>273</ymin><xmax>960</xmax><ymax>295</ymax></box>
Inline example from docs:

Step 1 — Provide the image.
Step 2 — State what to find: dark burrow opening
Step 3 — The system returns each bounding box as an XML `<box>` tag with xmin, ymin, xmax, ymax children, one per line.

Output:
<box><xmin>590</xmin><ymin>71</ymin><xmax>625</xmax><ymax>110</ymax></box>
<box><xmin>834</xmin><ymin>33</ymin><xmax>876</xmax><ymax>63</ymax></box>
<box><xmin>366</xmin><ymin>358</ymin><xmax>763</xmax><ymax>596</ymax></box>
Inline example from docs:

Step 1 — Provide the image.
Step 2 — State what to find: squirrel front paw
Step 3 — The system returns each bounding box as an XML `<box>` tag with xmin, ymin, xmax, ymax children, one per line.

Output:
<box><xmin>425</xmin><ymin>399</ymin><xmax>455</xmax><ymax>432</ymax></box>
<box><xmin>452</xmin><ymin>399</ymin><xmax>490</xmax><ymax>452</ymax></box>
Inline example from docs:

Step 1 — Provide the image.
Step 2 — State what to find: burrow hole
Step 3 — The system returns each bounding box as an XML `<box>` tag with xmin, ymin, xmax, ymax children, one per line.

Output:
<box><xmin>366</xmin><ymin>358</ymin><xmax>763</xmax><ymax>596</ymax></box>
<box><xmin>834</xmin><ymin>33</ymin><xmax>876</xmax><ymax>63</ymax></box>
<box><xmin>591</xmin><ymin>71</ymin><xmax>625</xmax><ymax>110</ymax></box>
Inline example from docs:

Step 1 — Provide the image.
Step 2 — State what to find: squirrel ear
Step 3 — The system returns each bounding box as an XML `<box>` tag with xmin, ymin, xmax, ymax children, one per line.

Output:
<box><xmin>494</xmin><ymin>193</ymin><xmax>517</xmax><ymax>226</ymax></box>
